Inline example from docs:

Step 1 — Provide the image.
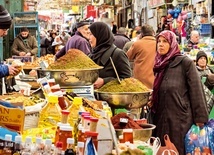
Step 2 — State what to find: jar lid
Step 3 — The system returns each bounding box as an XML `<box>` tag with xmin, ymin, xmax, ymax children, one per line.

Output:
<box><xmin>60</xmin><ymin>126</ymin><xmax>73</xmax><ymax>131</ymax></box>
<box><xmin>45</xmin><ymin>139</ymin><xmax>52</xmax><ymax>145</ymax></box>
<box><xmin>85</xmin><ymin>131</ymin><xmax>98</xmax><ymax>137</ymax></box>
<box><xmin>77</xmin><ymin>142</ymin><xmax>84</xmax><ymax>148</ymax></box>
<box><xmin>81</xmin><ymin>112</ymin><xmax>90</xmax><ymax>116</ymax></box>
<box><xmin>5</xmin><ymin>134</ymin><xmax>12</xmax><ymax>141</ymax></box>
<box><xmin>57</xmin><ymin>122</ymin><xmax>70</xmax><ymax>127</ymax></box>
<box><xmin>67</xmin><ymin>138</ymin><xmax>74</xmax><ymax>144</ymax></box>
<box><xmin>36</xmin><ymin>137</ymin><xmax>42</xmax><ymax>144</ymax></box>
<box><xmin>90</xmin><ymin>117</ymin><xmax>98</xmax><ymax>122</ymax></box>
<box><xmin>123</xmin><ymin>129</ymin><xmax>133</xmax><ymax>133</ymax></box>
<box><xmin>25</xmin><ymin>137</ymin><xmax>32</xmax><ymax>143</ymax></box>
<box><xmin>15</xmin><ymin>136</ymin><xmax>22</xmax><ymax>142</ymax></box>
<box><xmin>83</xmin><ymin>116</ymin><xmax>91</xmax><ymax>120</ymax></box>
<box><xmin>47</xmin><ymin>79</ymin><xmax>55</xmax><ymax>82</ymax></box>
<box><xmin>61</xmin><ymin>110</ymin><xmax>70</xmax><ymax>115</ymax></box>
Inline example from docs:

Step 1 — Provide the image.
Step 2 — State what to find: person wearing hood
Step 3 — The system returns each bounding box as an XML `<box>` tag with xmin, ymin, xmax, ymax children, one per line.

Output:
<box><xmin>55</xmin><ymin>21</ymin><xmax>91</xmax><ymax>60</ymax></box>
<box><xmin>149</xmin><ymin>30</ymin><xmax>208</xmax><ymax>154</ymax></box>
<box><xmin>88</xmin><ymin>22</ymin><xmax>132</xmax><ymax>89</ymax></box>
<box><xmin>11</xmin><ymin>27</ymin><xmax>38</xmax><ymax>56</ymax></box>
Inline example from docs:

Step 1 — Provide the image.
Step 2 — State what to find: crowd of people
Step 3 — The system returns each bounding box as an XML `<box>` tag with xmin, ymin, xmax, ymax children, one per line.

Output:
<box><xmin>0</xmin><ymin>4</ymin><xmax>213</xmax><ymax>154</ymax></box>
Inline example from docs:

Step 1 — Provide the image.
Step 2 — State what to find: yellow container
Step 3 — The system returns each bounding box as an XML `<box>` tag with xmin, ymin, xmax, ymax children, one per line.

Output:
<box><xmin>38</xmin><ymin>95</ymin><xmax>62</xmax><ymax>128</ymax></box>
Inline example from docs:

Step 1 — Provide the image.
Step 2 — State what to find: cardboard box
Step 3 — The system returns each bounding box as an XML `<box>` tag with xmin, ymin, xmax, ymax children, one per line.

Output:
<box><xmin>0</xmin><ymin>104</ymin><xmax>25</xmax><ymax>133</ymax></box>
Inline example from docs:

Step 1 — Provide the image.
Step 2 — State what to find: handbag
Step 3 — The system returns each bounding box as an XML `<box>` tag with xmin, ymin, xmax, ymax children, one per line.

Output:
<box><xmin>156</xmin><ymin>134</ymin><xmax>179</xmax><ymax>155</ymax></box>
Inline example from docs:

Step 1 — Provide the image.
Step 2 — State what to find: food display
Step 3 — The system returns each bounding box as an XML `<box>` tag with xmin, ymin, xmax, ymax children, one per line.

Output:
<box><xmin>23</xmin><ymin>54</ymin><xmax>54</xmax><ymax>69</ymax></box>
<box><xmin>47</xmin><ymin>48</ymin><xmax>101</xmax><ymax>69</ymax></box>
<box><xmin>98</xmin><ymin>78</ymin><xmax>149</xmax><ymax>92</ymax></box>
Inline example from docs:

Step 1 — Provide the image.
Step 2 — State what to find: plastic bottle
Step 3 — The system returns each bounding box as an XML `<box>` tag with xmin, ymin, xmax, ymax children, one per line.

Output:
<box><xmin>13</xmin><ymin>135</ymin><xmax>22</xmax><ymax>155</ymax></box>
<box><xmin>67</xmin><ymin>97</ymin><xmax>83</xmax><ymax>127</ymax></box>
<box><xmin>44</xmin><ymin>139</ymin><xmax>53</xmax><ymax>155</ymax></box>
<box><xmin>4</xmin><ymin>134</ymin><xmax>13</xmax><ymax>155</ymax></box>
<box><xmin>32</xmin><ymin>137</ymin><xmax>43</xmax><ymax>154</ymax></box>
<box><xmin>76</xmin><ymin>142</ymin><xmax>84</xmax><ymax>155</ymax></box>
<box><xmin>64</xmin><ymin>138</ymin><xmax>75</xmax><ymax>155</ymax></box>
<box><xmin>39</xmin><ymin>95</ymin><xmax>62</xmax><ymax>127</ymax></box>
<box><xmin>22</xmin><ymin>137</ymin><xmax>32</xmax><ymax>155</ymax></box>
<box><xmin>58</xmin><ymin>126</ymin><xmax>73</xmax><ymax>151</ymax></box>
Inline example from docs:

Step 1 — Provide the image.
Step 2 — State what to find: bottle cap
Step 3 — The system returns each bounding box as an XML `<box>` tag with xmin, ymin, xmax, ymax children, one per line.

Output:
<box><xmin>45</xmin><ymin>139</ymin><xmax>52</xmax><ymax>145</ymax></box>
<box><xmin>59</xmin><ymin>126</ymin><xmax>73</xmax><ymax>131</ymax></box>
<box><xmin>73</xmin><ymin>97</ymin><xmax>82</xmax><ymax>105</ymax></box>
<box><xmin>47</xmin><ymin>95</ymin><xmax>58</xmax><ymax>103</ymax></box>
<box><xmin>57</xmin><ymin>122</ymin><xmax>70</xmax><ymax>127</ymax></box>
<box><xmin>83</xmin><ymin>116</ymin><xmax>91</xmax><ymax>120</ymax></box>
<box><xmin>5</xmin><ymin>134</ymin><xmax>12</xmax><ymax>141</ymax></box>
<box><xmin>67</xmin><ymin>138</ymin><xmax>74</xmax><ymax>144</ymax></box>
<box><xmin>36</xmin><ymin>137</ymin><xmax>42</xmax><ymax>144</ymax></box>
<box><xmin>15</xmin><ymin>135</ymin><xmax>22</xmax><ymax>143</ymax></box>
<box><xmin>56</xmin><ymin>141</ymin><xmax>63</xmax><ymax>148</ymax></box>
<box><xmin>61</xmin><ymin>110</ymin><xmax>70</xmax><ymax>115</ymax></box>
<box><xmin>123</xmin><ymin>129</ymin><xmax>133</xmax><ymax>133</ymax></box>
<box><xmin>77</xmin><ymin>142</ymin><xmax>84</xmax><ymax>148</ymax></box>
<box><xmin>90</xmin><ymin>117</ymin><xmax>99</xmax><ymax>122</ymax></box>
<box><xmin>85</xmin><ymin>131</ymin><xmax>98</xmax><ymax>137</ymax></box>
<box><xmin>25</xmin><ymin>137</ymin><xmax>32</xmax><ymax>143</ymax></box>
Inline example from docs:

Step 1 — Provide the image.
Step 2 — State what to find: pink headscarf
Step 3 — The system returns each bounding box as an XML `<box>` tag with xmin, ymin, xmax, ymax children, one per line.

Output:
<box><xmin>152</xmin><ymin>30</ymin><xmax>182</xmax><ymax>112</ymax></box>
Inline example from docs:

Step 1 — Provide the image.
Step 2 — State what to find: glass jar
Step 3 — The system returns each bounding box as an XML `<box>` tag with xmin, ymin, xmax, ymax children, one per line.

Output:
<box><xmin>58</xmin><ymin>126</ymin><xmax>73</xmax><ymax>151</ymax></box>
<box><xmin>123</xmin><ymin>129</ymin><xmax>133</xmax><ymax>143</ymax></box>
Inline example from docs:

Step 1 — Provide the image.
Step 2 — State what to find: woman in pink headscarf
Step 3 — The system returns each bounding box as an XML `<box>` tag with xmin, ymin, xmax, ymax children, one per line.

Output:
<box><xmin>150</xmin><ymin>30</ymin><xmax>208</xmax><ymax>154</ymax></box>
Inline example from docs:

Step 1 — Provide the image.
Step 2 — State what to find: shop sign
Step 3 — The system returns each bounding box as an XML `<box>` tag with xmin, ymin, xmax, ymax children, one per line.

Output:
<box><xmin>148</xmin><ymin>0</ymin><xmax>165</xmax><ymax>8</ymax></box>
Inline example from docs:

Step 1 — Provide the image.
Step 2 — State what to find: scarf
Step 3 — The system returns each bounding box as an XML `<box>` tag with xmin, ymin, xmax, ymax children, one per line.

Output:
<box><xmin>152</xmin><ymin>30</ymin><xmax>182</xmax><ymax>112</ymax></box>
<box><xmin>89</xmin><ymin>22</ymin><xmax>114</xmax><ymax>62</ymax></box>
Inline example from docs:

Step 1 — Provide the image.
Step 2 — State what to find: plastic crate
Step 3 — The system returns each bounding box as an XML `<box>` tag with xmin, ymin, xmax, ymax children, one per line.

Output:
<box><xmin>199</xmin><ymin>24</ymin><xmax>211</xmax><ymax>35</ymax></box>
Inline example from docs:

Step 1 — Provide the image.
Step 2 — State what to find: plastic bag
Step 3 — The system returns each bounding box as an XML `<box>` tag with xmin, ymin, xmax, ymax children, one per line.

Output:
<box><xmin>157</xmin><ymin>134</ymin><xmax>179</xmax><ymax>155</ymax></box>
<box><xmin>185</xmin><ymin>124</ymin><xmax>212</xmax><ymax>154</ymax></box>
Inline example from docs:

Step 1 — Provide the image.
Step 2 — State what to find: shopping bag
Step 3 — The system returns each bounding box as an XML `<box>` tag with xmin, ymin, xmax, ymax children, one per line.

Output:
<box><xmin>157</xmin><ymin>134</ymin><xmax>179</xmax><ymax>155</ymax></box>
<box><xmin>209</xmin><ymin>106</ymin><xmax>214</xmax><ymax>119</ymax></box>
<box><xmin>185</xmin><ymin>124</ymin><xmax>212</xmax><ymax>155</ymax></box>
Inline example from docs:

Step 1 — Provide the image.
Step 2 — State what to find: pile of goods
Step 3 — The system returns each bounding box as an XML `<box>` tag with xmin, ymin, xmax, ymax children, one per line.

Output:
<box><xmin>111</xmin><ymin>112</ymin><xmax>142</xmax><ymax>129</ymax></box>
<box><xmin>98</xmin><ymin>78</ymin><xmax>149</xmax><ymax>92</ymax></box>
<box><xmin>23</xmin><ymin>54</ymin><xmax>54</xmax><ymax>69</ymax></box>
<box><xmin>48</xmin><ymin>49</ymin><xmax>101</xmax><ymax>69</ymax></box>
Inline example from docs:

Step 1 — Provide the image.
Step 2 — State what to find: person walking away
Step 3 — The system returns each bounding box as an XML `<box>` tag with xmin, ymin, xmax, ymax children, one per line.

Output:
<box><xmin>55</xmin><ymin>21</ymin><xmax>91</xmax><ymax>60</ymax></box>
<box><xmin>127</xmin><ymin>24</ymin><xmax>156</xmax><ymax>89</ymax></box>
<box><xmin>88</xmin><ymin>22</ymin><xmax>132</xmax><ymax>89</ymax></box>
<box><xmin>11</xmin><ymin>27</ymin><xmax>38</xmax><ymax>57</ymax></box>
<box><xmin>149</xmin><ymin>30</ymin><xmax>208</xmax><ymax>154</ymax></box>
<box><xmin>40</xmin><ymin>30</ymin><xmax>51</xmax><ymax>56</ymax></box>
<box><xmin>113</xmin><ymin>27</ymin><xmax>130</xmax><ymax>50</ymax></box>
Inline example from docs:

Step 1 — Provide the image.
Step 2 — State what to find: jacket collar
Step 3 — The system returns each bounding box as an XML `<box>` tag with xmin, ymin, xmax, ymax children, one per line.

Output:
<box><xmin>169</xmin><ymin>55</ymin><xmax>186</xmax><ymax>68</ymax></box>
<box><xmin>141</xmin><ymin>36</ymin><xmax>156</xmax><ymax>41</ymax></box>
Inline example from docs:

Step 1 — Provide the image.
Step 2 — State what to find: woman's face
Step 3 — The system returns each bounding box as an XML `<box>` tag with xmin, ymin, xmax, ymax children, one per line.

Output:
<box><xmin>197</xmin><ymin>56</ymin><xmax>207</xmax><ymax>69</ymax></box>
<box><xmin>89</xmin><ymin>32</ymin><xmax>97</xmax><ymax>48</ymax></box>
<box><xmin>157</xmin><ymin>36</ymin><xmax>170</xmax><ymax>55</ymax></box>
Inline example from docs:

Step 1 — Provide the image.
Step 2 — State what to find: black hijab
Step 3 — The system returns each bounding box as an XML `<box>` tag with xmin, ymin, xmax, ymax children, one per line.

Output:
<box><xmin>89</xmin><ymin>22</ymin><xmax>114</xmax><ymax>61</ymax></box>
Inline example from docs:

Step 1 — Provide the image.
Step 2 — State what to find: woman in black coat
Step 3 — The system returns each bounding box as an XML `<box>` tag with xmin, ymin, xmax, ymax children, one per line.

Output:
<box><xmin>88</xmin><ymin>22</ymin><xmax>132</xmax><ymax>89</ymax></box>
<box><xmin>150</xmin><ymin>30</ymin><xmax>208</xmax><ymax>154</ymax></box>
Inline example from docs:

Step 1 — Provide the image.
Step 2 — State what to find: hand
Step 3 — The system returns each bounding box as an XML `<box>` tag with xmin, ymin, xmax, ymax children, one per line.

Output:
<box><xmin>19</xmin><ymin>52</ymin><xmax>26</xmax><ymax>56</ymax></box>
<box><xmin>26</xmin><ymin>52</ymin><xmax>31</xmax><ymax>56</ymax></box>
<box><xmin>196</xmin><ymin>123</ymin><xmax>205</xmax><ymax>128</ymax></box>
<box><xmin>8</xmin><ymin>65</ymin><xmax>19</xmax><ymax>76</ymax></box>
<box><xmin>94</xmin><ymin>77</ymin><xmax>104</xmax><ymax>89</ymax></box>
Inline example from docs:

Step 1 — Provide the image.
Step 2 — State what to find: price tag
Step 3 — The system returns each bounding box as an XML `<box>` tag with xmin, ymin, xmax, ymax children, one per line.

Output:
<box><xmin>120</xmin><ymin>118</ymin><xmax>128</xmax><ymax>123</ymax></box>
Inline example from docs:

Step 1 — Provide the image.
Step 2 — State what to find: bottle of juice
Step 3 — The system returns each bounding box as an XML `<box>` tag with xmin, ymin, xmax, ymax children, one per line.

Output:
<box><xmin>39</xmin><ymin>95</ymin><xmax>62</xmax><ymax>127</ymax></box>
<box><xmin>67</xmin><ymin>97</ymin><xmax>83</xmax><ymax>127</ymax></box>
